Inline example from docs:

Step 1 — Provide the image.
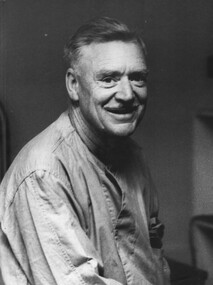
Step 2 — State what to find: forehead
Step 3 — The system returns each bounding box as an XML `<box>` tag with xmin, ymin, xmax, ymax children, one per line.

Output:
<box><xmin>77</xmin><ymin>41</ymin><xmax>146</xmax><ymax>73</ymax></box>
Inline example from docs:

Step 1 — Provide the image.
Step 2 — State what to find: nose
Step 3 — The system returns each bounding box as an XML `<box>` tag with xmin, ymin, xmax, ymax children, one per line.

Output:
<box><xmin>115</xmin><ymin>77</ymin><xmax>134</xmax><ymax>102</ymax></box>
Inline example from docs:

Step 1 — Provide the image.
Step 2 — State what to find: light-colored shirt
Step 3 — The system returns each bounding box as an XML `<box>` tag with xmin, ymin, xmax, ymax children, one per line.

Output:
<box><xmin>0</xmin><ymin>110</ymin><xmax>170</xmax><ymax>285</ymax></box>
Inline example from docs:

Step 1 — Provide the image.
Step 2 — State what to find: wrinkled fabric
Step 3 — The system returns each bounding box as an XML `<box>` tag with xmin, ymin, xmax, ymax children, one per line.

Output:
<box><xmin>0</xmin><ymin>110</ymin><xmax>170</xmax><ymax>285</ymax></box>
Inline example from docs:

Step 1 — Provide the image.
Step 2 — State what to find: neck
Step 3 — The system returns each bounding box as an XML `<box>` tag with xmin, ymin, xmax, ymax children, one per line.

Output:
<box><xmin>68</xmin><ymin>104</ymin><xmax>128</xmax><ymax>161</ymax></box>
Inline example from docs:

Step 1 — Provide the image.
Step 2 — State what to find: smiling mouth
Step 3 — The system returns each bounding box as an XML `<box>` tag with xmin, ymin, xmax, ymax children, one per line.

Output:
<box><xmin>105</xmin><ymin>106</ymin><xmax>138</xmax><ymax>114</ymax></box>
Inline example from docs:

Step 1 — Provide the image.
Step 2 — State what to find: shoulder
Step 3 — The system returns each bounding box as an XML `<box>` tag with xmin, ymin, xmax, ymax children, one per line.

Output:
<box><xmin>0</xmin><ymin>111</ymin><xmax>76</xmax><ymax>202</ymax></box>
<box><xmin>16</xmin><ymin>111</ymin><xmax>74</xmax><ymax>169</ymax></box>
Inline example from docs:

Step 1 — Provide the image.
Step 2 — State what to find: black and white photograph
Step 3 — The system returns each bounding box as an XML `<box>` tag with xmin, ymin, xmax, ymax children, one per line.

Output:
<box><xmin>0</xmin><ymin>1</ymin><xmax>213</xmax><ymax>284</ymax></box>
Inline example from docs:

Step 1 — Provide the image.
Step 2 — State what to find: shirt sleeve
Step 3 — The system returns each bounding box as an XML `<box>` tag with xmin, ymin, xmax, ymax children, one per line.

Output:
<box><xmin>0</xmin><ymin>169</ymin><xmax>122</xmax><ymax>285</ymax></box>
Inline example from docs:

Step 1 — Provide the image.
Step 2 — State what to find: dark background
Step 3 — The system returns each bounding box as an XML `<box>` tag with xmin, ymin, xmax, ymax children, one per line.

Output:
<box><xmin>1</xmin><ymin>0</ymin><xmax>213</xmax><ymax>266</ymax></box>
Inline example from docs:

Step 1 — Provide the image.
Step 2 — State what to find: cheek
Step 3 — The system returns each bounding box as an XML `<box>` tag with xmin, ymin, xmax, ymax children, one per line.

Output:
<box><xmin>136</xmin><ymin>87</ymin><xmax>147</xmax><ymax>102</ymax></box>
<box><xmin>78</xmin><ymin>88</ymin><xmax>100</xmax><ymax>118</ymax></box>
<box><xmin>78</xmin><ymin>79</ymin><xmax>114</xmax><ymax>113</ymax></box>
<box><xmin>77</xmin><ymin>82</ymin><xmax>93</xmax><ymax>107</ymax></box>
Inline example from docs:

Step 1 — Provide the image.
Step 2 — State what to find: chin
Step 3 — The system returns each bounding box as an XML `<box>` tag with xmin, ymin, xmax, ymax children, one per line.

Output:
<box><xmin>106</xmin><ymin>125</ymin><xmax>137</xmax><ymax>138</ymax></box>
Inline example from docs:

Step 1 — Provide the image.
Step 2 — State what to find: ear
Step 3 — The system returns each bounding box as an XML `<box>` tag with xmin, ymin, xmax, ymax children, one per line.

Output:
<box><xmin>65</xmin><ymin>68</ymin><xmax>79</xmax><ymax>102</ymax></box>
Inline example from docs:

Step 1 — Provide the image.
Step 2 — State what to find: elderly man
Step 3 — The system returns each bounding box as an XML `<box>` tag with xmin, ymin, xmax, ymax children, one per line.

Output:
<box><xmin>0</xmin><ymin>17</ymin><xmax>170</xmax><ymax>285</ymax></box>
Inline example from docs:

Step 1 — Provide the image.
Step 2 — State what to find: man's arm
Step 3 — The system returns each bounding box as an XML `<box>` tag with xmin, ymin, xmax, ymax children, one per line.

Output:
<box><xmin>0</xmin><ymin>169</ymin><xmax>122</xmax><ymax>285</ymax></box>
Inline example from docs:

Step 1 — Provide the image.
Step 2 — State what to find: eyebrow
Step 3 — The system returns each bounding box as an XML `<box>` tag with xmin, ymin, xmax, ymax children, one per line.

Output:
<box><xmin>95</xmin><ymin>69</ymin><xmax>149</xmax><ymax>79</ymax></box>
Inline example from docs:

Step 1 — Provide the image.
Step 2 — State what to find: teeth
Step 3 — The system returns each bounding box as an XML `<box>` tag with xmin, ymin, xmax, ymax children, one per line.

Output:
<box><xmin>107</xmin><ymin>107</ymin><xmax>136</xmax><ymax>114</ymax></box>
<box><xmin>110</xmin><ymin>109</ymin><xmax>129</xmax><ymax>114</ymax></box>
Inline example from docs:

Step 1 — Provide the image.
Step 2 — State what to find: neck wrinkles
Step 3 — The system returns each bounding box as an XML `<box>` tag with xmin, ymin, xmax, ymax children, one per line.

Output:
<box><xmin>68</xmin><ymin>105</ymin><xmax>133</xmax><ymax>173</ymax></box>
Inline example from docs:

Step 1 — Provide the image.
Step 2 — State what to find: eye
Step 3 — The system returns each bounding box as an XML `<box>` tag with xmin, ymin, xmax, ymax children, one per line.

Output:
<box><xmin>129</xmin><ymin>72</ymin><xmax>148</xmax><ymax>87</ymax></box>
<box><xmin>99</xmin><ymin>76</ymin><xmax>117</xmax><ymax>88</ymax></box>
<box><xmin>103</xmin><ymin>77</ymin><xmax>114</xmax><ymax>84</ymax></box>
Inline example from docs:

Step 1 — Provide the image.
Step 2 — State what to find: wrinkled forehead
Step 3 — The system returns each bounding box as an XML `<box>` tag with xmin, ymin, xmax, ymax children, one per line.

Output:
<box><xmin>76</xmin><ymin>40</ymin><xmax>146</xmax><ymax>70</ymax></box>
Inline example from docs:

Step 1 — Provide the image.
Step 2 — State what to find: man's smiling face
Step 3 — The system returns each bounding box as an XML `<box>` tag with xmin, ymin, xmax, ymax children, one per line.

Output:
<box><xmin>73</xmin><ymin>41</ymin><xmax>148</xmax><ymax>138</ymax></box>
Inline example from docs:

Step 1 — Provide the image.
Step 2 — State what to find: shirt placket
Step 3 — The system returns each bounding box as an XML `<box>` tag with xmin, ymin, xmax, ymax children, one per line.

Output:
<box><xmin>102</xmin><ymin>168</ymin><xmax>138</xmax><ymax>285</ymax></box>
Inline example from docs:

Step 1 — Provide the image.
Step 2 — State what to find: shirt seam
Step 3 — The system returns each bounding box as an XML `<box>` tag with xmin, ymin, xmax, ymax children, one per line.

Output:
<box><xmin>5</xmin><ymin>168</ymin><xmax>71</xmax><ymax>209</ymax></box>
<box><xmin>29</xmin><ymin>172</ymin><xmax>86</xmax><ymax>285</ymax></box>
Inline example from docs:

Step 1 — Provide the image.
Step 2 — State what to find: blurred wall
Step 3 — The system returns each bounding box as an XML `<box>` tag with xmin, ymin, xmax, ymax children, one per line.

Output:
<box><xmin>135</xmin><ymin>0</ymin><xmax>213</xmax><ymax>263</ymax></box>
<box><xmin>1</xmin><ymin>0</ymin><xmax>213</xmax><ymax>266</ymax></box>
<box><xmin>0</xmin><ymin>0</ymin><xmax>146</xmax><ymax>160</ymax></box>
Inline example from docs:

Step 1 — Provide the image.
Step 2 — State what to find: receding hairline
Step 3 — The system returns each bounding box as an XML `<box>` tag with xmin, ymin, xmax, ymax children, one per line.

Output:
<box><xmin>76</xmin><ymin>40</ymin><xmax>146</xmax><ymax>67</ymax></box>
<box><xmin>64</xmin><ymin>17</ymin><xmax>146</xmax><ymax>68</ymax></box>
